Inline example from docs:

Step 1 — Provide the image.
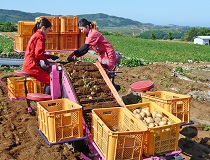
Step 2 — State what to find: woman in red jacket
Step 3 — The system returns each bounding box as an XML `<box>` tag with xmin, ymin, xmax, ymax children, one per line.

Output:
<box><xmin>23</xmin><ymin>17</ymin><xmax>58</xmax><ymax>94</ymax></box>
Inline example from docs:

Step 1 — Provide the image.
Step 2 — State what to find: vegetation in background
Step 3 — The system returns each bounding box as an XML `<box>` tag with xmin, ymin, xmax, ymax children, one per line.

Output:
<box><xmin>0</xmin><ymin>20</ymin><xmax>17</xmax><ymax>32</ymax></box>
<box><xmin>139</xmin><ymin>29</ymin><xmax>186</xmax><ymax>40</ymax></box>
<box><xmin>105</xmin><ymin>34</ymin><xmax>210</xmax><ymax>63</ymax></box>
<box><xmin>181</xmin><ymin>27</ymin><xmax>210</xmax><ymax>41</ymax></box>
<box><xmin>0</xmin><ymin>35</ymin><xmax>14</xmax><ymax>52</ymax></box>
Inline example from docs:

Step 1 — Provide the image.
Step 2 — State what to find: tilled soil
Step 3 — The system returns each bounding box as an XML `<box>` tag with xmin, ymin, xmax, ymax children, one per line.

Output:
<box><xmin>0</xmin><ymin>60</ymin><xmax>210</xmax><ymax>160</ymax></box>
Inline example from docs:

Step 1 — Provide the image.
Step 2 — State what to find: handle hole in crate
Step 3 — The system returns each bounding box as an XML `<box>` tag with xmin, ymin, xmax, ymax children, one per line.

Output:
<box><xmin>48</xmin><ymin>102</ymin><xmax>57</xmax><ymax>107</ymax></box>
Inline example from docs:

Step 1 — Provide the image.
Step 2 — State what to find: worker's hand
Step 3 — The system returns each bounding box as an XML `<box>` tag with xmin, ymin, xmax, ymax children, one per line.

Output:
<box><xmin>67</xmin><ymin>53</ymin><xmax>76</xmax><ymax>62</ymax></box>
<box><xmin>101</xmin><ymin>64</ymin><xmax>109</xmax><ymax>73</ymax></box>
<box><xmin>67</xmin><ymin>56</ymin><xmax>76</xmax><ymax>62</ymax></box>
<box><xmin>50</xmin><ymin>55</ymin><xmax>59</xmax><ymax>60</ymax></box>
<box><xmin>44</xmin><ymin>60</ymin><xmax>50</xmax><ymax>66</ymax></box>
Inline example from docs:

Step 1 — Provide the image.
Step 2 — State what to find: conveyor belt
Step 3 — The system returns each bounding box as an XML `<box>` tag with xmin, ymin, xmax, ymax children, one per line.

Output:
<box><xmin>63</xmin><ymin>61</ymin><xmax>123</xmax><ymax>129</ymax></box>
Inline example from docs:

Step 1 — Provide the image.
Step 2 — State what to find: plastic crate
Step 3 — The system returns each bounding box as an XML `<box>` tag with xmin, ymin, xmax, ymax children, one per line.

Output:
<box><xmin>60</xmin><ymin>16</ymin><xmax>79</xmax><ymax>34</ymax></box>
<box><xmin>125</xmin><ymin>102</ymin><xmax>182</xmax><ymax>157</ymax></box>
<box><xmin>35</xmin><ymin>16</ymin><xmax>60</xmax><ymax>34</ymax></box>
<box><xmin>45</xmin><ymin>34</ymin><xmax>59</xmax><ymax>50</ymax></box>
<box><xmin>37</xmin><ymin>98</ymin><xmax>83</xmax><ymax>143</ymax></box>
<box><xmin>92</xmin><ymin>107</ymin><xmax>147</xmax><ymax>160</ymax></box>
<box><xmin>36</xmin><ymin>80</ymin><xmax>45</xmax><ymax>93</ymax></box>
<box><xmin>78</xmin><ymin>31</ymin><xmax>86</xmax><ymax>48</ymax></box>
<box><xmin>7</xmin><ymin>76</ymin><xmax>37</xmax><ymax>100</ymax></box>
<box><xmin>14</xmin><ymin>34</ymin><xmax>31</xmax><ymax>52</ymax></box>
<box><xmin>142</xmin><ymin>91</ymin><xmax>191</xmax><ymax>123</ymax></box>
<box><xmin>18</xmin><ymin>21</ymin><xmax>36</xmax><ymax>35</ymax></box>
<box><xmin>59</xmin><ymin>34</ymin><xmax>78</xmax><ymax>50</ymax></box>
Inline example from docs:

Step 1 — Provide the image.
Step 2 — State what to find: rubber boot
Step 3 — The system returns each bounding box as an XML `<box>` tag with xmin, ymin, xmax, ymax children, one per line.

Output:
<box><xmin>43</xmin><ymin>85</ymin><xmax>51</xmax><ymax>95</ymax></box>
<box><xmin>113</xmin><ymin>83</ymin><xmax>121</xmax><ymax>92</ymax></box>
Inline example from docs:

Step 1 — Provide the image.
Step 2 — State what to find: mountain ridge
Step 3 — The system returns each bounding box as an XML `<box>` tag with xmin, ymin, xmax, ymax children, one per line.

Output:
<box><xmin>0</xmin><ymin>9</ymin><xmax>180</xmax><ymax>28</ymax></box>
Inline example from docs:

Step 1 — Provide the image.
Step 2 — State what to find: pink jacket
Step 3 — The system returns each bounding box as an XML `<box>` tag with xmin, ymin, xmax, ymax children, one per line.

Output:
<box><xmin>85</xmin><ymin>29</ymin><xmax>116</xmax><ymax>71</ymax></box>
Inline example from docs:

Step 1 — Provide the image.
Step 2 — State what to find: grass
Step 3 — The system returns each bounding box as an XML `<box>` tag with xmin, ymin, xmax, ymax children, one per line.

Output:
<box><xmin>105</xmin><ymin>35</ymin><xmax>210</xmax><ymax>63</ymax></box>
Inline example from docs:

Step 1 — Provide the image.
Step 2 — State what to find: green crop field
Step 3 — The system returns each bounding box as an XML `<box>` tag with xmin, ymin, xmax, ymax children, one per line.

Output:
<box><xmin>0</xmin><ymin>35</ymin><xmax>14</xmax><ymax>53</ymax></box>
<box><xmin>106</xmin><ymin>35</ymin><xmax>210</xmax><ymax>63</ymax></box>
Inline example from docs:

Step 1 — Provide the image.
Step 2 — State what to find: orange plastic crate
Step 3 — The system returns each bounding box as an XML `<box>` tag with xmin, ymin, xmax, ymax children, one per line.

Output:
<box><xmin>60</xmin><ymin>16</ymin><xmax>79</xmax><ymax>34</ymax></box>
<box><xmin>36</xmin><ymin>80</ymin><xmax>45</xmax><ymax>93</ymax></box>
<box><xmin>18</xmin><ymin>21</ymin><xmax>36</xmax><ymax>35</ymax></box>
<box><xmin>59</xmin><ymin>34</ymin><xmax>78</xmax><ymax>50</ymax></box>
<box><xmin>14</xmin><ymin>34</ymin><xmax>31</xmax><ymax>52</ymax></box>
<box><xmin>35</xmin><ymin>16</ymin><xmax>60</xmax><ymax>34</ymax></box>
<box><xmin>125</xmin><ymin>102</ymin><xmax>182</xmax><ymax>157</ymax></box>
<box><xmin>78</xmin><ymin>31</ymin><xmax>86</xmax><ymax>48</ymax></box>
<box><xmin>7</xmin><ymin>76</ymin><xmax>37</xmax><ymax>100</ymax></box>
<box><xmin>141</xmin><ymin>91</ymin><xmax>191</xmax><ymax>123</ymax></box>
<box><xmin>45</xmin><ymin>34</ymin><xmax>59</xmax><ymax>50</ymax></box>
<box><xmin>37</xmin><ymin>98</ymin><xmax>83</xmax><ymax>143</ymax></box>
<box><xmin>92</xmin><ymin>107</ymin><xmax>147</xmax><ymax>160</ymax></box>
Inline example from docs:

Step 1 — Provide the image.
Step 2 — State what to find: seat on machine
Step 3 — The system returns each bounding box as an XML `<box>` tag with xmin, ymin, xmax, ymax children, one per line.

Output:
<box><xmin>27</xmin><ymin>93</ymin><xmax>52</xmax><ymax>101</ymax></box>
<box><xmin>14</xmin><ymin>70</ymin><xmax>31</xmax><ymax>77</ymax></box>
<box><xmin>14</xmin><ymin>70</ymin><xmax>52</xmax><ymax>101</ymax></box>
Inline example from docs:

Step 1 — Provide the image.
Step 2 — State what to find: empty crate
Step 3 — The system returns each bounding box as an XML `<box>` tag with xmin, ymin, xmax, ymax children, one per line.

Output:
<box><xmin>92</xmin><ymin>107</ymin><xmax>147</xmax><ymax>160</ymax></box>
<box><xmin>37</xmin><ymin>98</ymin><xmax>83</xmax><ymax>143</ymax></box>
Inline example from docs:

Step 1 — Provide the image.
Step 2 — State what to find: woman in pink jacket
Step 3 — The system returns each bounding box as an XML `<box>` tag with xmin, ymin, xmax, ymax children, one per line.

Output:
<box><xmin>67</xmin><ymin>18</ymin><xmax>121</xmax><ymax>90</ymax></box>
<box><xmin>67</xmin><ymin>18</ymin><xmax>117</xmax><ymax>71</ymax></box>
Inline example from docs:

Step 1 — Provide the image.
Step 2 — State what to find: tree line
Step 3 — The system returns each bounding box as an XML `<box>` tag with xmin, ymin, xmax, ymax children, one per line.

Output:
<box><xmin>139</xmin><ymin>27</ymin><xmax>210</xmax><ymax>41</ymax></box>
<box><xmin>0</xmin><ymin>20</ymin><xmax>17</xmax><ymax>32</ymax></box>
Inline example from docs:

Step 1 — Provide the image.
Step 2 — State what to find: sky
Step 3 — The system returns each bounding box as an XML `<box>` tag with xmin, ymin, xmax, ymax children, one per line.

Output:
<box><xmin>1</xmin><ymin>0</ymin><xmax>210</xmax><ymax>27</ymax></box>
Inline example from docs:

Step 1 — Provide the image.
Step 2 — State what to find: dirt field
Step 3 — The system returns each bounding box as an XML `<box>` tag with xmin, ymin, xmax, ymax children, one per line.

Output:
<box><xmin>0</xmin><ymin>60</ymin><xmax>210</xmax><ymax>160</ymax></box>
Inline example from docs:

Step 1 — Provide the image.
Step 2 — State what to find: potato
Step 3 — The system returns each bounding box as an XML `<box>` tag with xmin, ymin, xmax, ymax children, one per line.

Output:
<box><xmin>148</xmin><ymin>123</ymin><xmax>155</xmax><ymax>128</ymax></box>
<box><xmin>145</xmin><ymin>117</ymin><xmax>154</xmax><ymax>124</ymax></box>
<box><xmin>162</xmin><ymin>117</ymin><xmax>168</xmax><ymax>122</ymax></box>
<box><xmin>154</xmin><ymin>117</ymin><xmax>161</xmax><ymax>124</ymax></box>
<box><xmin>155</xmin><ymin>113</ymin><xmax>163</xmax><ymax>118</ymax></box>
<box><xmin>140</xmin><ymin>111</ymin><xmax>146</xmax><ymax>118</ymax></box>
<box><xmin>152</xmin><ymin>111</ymin><xmax>157</xmax><ymax>118</ymax></box>
<box><xmin>159</xmin><ymin>120</ymin><xmax>167</xmax><ymax>126</ymax></box>
<box><xmin>145</xmin><ymin>111</ymin><xmax>152</xmax><ymax>117</ymax></box>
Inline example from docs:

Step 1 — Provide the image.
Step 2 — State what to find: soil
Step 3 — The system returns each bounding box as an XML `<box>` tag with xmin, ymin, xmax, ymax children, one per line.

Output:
<box><xmin>0</xmin><ymin>54</ymin><xmax>210</xmax><ymax>159</ymax></box>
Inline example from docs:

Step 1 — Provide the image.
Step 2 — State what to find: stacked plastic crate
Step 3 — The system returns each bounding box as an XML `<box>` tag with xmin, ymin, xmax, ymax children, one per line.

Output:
<box><xmin>59</xmin><ymin>16</ymin><xmax>79</xmax><ymax>50</ymax></box>
<box><xmin>15</xmin><ymin>21</ymin><xmax>36</xmax><ymax>52</ymax></box>
<box><xmin>14</xmin><ymin>16</ymin><xmax>83</xmax><ymax>52</ymax></box>
<box><xmin>35</xmin><ymin>16</ymin><xmax>60</xmax><ymax>51</ymax></box>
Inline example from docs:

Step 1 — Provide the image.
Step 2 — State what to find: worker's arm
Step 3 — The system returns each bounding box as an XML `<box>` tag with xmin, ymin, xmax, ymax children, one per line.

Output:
<box><xmin>67</xmin><ymin>44</ymin><xmax>89</xmax><ymax>62</ymax></box>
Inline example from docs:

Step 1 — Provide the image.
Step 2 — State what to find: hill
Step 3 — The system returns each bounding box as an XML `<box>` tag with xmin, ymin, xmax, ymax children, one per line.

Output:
<box><xmin>0</xmin><ymin>9</ymin><xmax>191</xmax><ymax>37</ymax></box>
<box><xmin>0</xmin><ymin>9</ymin><xmax>147</xmax><ymax>27</ymax></box>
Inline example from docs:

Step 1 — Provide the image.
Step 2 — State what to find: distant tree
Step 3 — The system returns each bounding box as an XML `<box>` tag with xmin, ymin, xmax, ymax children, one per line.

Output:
<box><xmin>181</xmin><ymin>27</ymin><xmax>210</xmax><ymax>41</ymax></box>
<box><xmin>168</xmin><ymin>32</ymin><xmax>174</xmax><ymax>40</ymax></box>
<box><xmin>163</xmin><ymin>36</ymin><xmax>167</xmax><ymax>40</ymax></box>
<box><xmin>0</xmin><ymin>21</ymin><xmax>17</xmax><ymax>32</ymax></box>
<box><xmin>149</xmin><ymin>33</ymin><xmax>156</xmax><ymax>40</ymax></box>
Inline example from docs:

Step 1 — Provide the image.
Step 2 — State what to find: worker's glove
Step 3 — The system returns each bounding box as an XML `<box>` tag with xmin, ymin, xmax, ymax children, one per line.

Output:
<box><xmin>50</xmin><ymin>55</ymin><xmax>59</xmax><ymax>60</ymax></box>
<box><xmin>44</xmin><ymin>60</ymin><xmax>50</xmax><ymax>66</ymax></box>
<box><xmin>40</xmin><ymin>60</ymin><xmax>50</xmax><ymax>72</ymax></box>
<box><xmin>67</xmin><ymin>56</ymin><xmax>76</xmax><ymax>62</ymax></box>
<box><xmin>67</xmin><ymin>53</ymin><xmax>76</xmax><ymax>62</ymax></box>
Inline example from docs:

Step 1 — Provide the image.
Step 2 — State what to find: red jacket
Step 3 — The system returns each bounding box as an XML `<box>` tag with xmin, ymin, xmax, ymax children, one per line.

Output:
<box><xmin>23</xmin><ymin>30</ymin><xmax>51</xmax><ymax>85</ymax></box>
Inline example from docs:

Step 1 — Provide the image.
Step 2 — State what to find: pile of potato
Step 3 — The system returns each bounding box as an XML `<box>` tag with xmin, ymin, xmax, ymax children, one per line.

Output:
<box><xmin>132</xmin><ymin>107</ymin><xmax>173</xmax><ymax>128</ymax></box>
